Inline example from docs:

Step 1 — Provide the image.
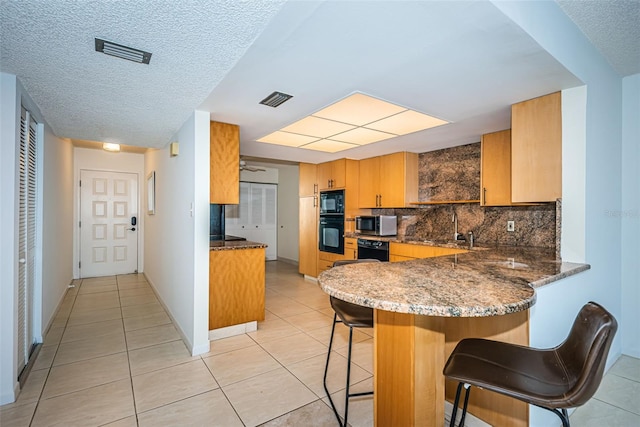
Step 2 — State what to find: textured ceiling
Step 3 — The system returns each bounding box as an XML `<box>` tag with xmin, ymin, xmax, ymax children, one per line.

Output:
<box><xmin>558</xmin><ymin>0</ymin><xmax>640</xmax><ymax>77</ymax></box>
<box><xmin>0</xmin><ymin>0</ymin><xmax>286</xmax><ymax>148</ymax></box>
<box><xmin>0</xmin><ymin>0</ymin><xmax>635</xmax><ymax>162</ymax></box>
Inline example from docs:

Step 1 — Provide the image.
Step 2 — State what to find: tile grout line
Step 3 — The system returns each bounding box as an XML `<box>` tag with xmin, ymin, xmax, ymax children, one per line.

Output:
<box><xmin>199</xmin><ymin>354</ymin><xmax>248</xmax><ymax>426</ymax></box>
<box><xmin>117</xmin><ymin>274</ymin><xmax>141</xmax><ymax>427</ymax></box>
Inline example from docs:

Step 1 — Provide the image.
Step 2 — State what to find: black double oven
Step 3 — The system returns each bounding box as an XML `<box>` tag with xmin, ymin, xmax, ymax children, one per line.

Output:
<box><xmin>318</xmin><ymin>190</ymin><xmax>344</xmax><ymax>255</ymax></box>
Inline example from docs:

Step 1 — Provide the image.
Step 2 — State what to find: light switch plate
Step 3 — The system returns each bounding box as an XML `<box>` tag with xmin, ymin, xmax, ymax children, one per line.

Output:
<box><xmin>507</xmin><ymin>220</ymin><xmax>515</xmax><ymax>232</ymax></box>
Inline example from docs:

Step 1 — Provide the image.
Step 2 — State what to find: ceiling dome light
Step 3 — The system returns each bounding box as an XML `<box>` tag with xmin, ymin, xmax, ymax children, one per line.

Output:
<box><xmin>103</xmin><ymin>142</ymin><xmax>121</xmax><ymax>152</ymax></box>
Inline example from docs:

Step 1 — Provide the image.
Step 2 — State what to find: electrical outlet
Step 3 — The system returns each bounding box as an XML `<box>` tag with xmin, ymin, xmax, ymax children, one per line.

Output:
<box><xmin>507</xmin><ymin>220</ymin><xmax>515</xmax><ymax>232</ymax></box>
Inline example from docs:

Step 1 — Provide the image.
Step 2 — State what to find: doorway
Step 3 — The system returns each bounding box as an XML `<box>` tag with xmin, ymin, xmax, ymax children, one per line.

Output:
<box><xmin>79</xmin><ymin>170</ymin><xmax>139</xmax><ymax>277</ymax></box>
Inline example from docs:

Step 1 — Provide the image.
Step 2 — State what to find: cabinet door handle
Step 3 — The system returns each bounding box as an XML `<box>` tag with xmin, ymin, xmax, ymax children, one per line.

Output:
<box><xmin>313</xmin><ymin>196</ymin><xmax>317</xmax><ymax>207</ymax></box>
<box><xmin>314</xmin><ymin>183</ymin><xmax>318</xmax><ymax>194</ymax></box>
<box><xmin>483</xmin><ymin>187</ymin><xmax>487</xmax><ymax>205</ymax></box>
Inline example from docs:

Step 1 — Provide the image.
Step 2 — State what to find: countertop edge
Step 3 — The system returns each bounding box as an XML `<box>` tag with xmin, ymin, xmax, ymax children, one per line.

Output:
<box><xmin>210</xmin><ymin>241</ymin><xmax>268</xmax><ymax>251</ymax></box>
<box><xmin>318</xmin><ymin>247</ymin><xmax>591</xmax><ymax>317</ymax></box>
<box><xmin>529</xmin><ymin>262</ymin><xmax>591</xmax><ymax>288</ymax></box>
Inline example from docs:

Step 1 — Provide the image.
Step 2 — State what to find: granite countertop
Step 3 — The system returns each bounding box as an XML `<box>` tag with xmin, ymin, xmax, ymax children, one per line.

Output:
<box><xmin>210</xmin><ymin>240</ymin><xmax>268</xmax><ymax>251</ymax></box>
<box><xmin>317</xmin><ymin>245</ymin><xmax>589</xmax><ymax>317</ymax></box>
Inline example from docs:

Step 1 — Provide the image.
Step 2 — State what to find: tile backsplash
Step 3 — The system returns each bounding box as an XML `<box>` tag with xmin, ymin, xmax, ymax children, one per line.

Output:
<box><xmin>373</xmin><ymin>142</ymin><xmax>559</xmax><ymax>249</ymax></box>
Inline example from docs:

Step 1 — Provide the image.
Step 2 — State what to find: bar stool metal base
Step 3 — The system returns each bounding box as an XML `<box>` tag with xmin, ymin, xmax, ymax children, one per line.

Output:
<box><xmin>323</xmin><ymin>313</ymin><xmax>373</xmax><ymax>427</ymax></box>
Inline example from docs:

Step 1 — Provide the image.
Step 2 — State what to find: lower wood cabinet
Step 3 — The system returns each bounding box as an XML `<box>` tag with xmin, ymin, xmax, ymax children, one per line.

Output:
<box><xmin>317</xmin><ymin>250</ymin><xmax>346</xmax><ymax>277</ymax></box>
<box><xmin>344</xmin><ymin>237</ymin><xmax>357</xmax><ymax>260</ymax></box>
<box><xmin>209</xmin><ymin>248</ymin><xmax>265</xmax><ymax>330</ymax></box>
<box><xmin>389</xmin><ymin>243</ymin><xmax>467</xmax><ymax>261</ymax></box>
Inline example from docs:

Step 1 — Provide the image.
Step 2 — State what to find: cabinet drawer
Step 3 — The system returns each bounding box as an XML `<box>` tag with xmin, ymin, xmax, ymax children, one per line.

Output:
<box><xmin>317</xmin><ymin>259</ymin><xmax>334</xmax><ymax>276</ymax></box>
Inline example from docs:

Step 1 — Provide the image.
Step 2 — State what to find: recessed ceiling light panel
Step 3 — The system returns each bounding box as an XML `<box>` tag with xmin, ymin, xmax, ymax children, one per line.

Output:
<box><xmin>313</xmin><ymin>93</ymin><xmax>406</xmax><ymax>126</ymax></box>
<box><xmin>95</xmin><ymin>38</ymin><xmax>152</xmax><ymax>64</ymax></box>
<box><xmin>330</xmin><ymin>127</ymin><xmax>396</xmax><ymax>145</ymax></box>
<box><xmin>301</xmin><ymin>139</ymin><xmax>358</xmax><ymax>153</ymax></box>
<box><xmin>366</xmin><ymin>110</ymin><xmax>449</xmax><ymax>135</ymax></box>
<box><xmin>255</xmin><ymin>92</ymin><xmax>449</xmax><ymax>153</ymax></box>
<box><xmin>257</xmin><ymin>131</ymin><xmax>319</xmax><ymax>147</ymax></box>
<box><xmin>282</xmin><ymin>116</ymin><xmax>355</xmax><ymax>138</ymax></box>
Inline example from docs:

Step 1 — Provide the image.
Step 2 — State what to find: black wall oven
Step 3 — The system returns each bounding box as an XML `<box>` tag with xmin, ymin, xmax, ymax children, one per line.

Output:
<box><xmin>319</xmin><ymin>216</ymin><xmax>345</xmax><ymax>254</ymax></box>
<box><xmin>318</xmin><ymin>189</ymin><xmax>345</xmax><ymax>255</ymax></box>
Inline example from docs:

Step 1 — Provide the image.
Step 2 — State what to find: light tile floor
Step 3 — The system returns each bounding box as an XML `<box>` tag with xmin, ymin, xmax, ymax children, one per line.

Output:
<box><xmin>1</xmin><ymin>261</ymin><xmax>638</xmax><ymax>426</ymax></box>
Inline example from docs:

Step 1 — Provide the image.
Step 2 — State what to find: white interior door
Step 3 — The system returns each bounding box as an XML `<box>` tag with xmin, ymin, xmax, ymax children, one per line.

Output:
<box><xmin>225</xmin><ymin>182</ymin><xmax>277</xmax><ymax>260</ymax></box>
<box><xmin>80</xmin><ymin>170</ymin><xmax>138</xmax><ymax>277</ymax></box>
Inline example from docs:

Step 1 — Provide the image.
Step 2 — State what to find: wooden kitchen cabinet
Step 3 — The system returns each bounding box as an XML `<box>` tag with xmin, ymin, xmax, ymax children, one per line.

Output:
<box><xmin>481</xmin><ymin>129</ymin><xmax>512</xmax><ymax>206</ymax></box>
<box><xmin>299</xmin><ymin>163</ymin><xmax>318</xmax><ymax>197</ymax></box>
<box><xmin>209</xmin><ymin>247</ymin><xmax>265</xmax><ymax>330</ymax></box>
<box><xmin>210</xmin><ymin>121</ymin><xmax>239</xmax><ymax>204</ymax></box>
<box><xmin>358</xmin><ymin>156</ymin><xmax>380</xmax><ymax>208</ymax></box>
<box><xmin>317</xmin><ymin>250</ymin><xmax>346</xmax><ymax>276</ymax></box>
<box><xmin>298</xmin><ymin>195</ymin><xmax>318</xmax><ymax>276</ymax></box>
<box><xmin>344</xmin><ymin>237</ymin><xmax>357</xmax><ymax>260</ymax></box>
<box><xmin>511</xmin><ymin>91</ymin><xmax>562</xmax><ymax>203</ymax></box>
<box><xmin>318</xmin><ymin>159</ymin><xmax>346</xmax><ymax>190</ymax></box>
<box><xmin>358</xmin><ymin>152</ymin><xmax>418</xmax><ymax>208</ymax></box>
<box><xmin>389</xmin><ymin>242</ymin><xmax>466</xmax><ymax>262</ymax></box>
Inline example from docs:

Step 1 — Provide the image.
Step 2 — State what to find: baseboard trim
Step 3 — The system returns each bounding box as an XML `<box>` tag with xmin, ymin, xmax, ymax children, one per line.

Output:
<box><xmin>209</xmin><ymin>321</ymin><xmax>257</xmax><ymax>341</ymax></box>
<box><xmin>143</xmin><ymin>272</ymin><xmax>210</xmax><ymax>356</ymax></box>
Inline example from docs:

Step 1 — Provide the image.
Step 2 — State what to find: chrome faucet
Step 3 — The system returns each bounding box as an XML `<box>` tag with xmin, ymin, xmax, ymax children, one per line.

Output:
<box><xmin>452</xmin><ymin>213</ymin><xmax>464</xmax><ymax>241</ymax></box>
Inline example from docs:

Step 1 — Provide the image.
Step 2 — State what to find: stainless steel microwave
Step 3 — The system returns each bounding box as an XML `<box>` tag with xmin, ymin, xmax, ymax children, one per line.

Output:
<box><xmin>355</xmin><ymin>215</ymin><xmax>397</xmax><ymax>236</ymax></box>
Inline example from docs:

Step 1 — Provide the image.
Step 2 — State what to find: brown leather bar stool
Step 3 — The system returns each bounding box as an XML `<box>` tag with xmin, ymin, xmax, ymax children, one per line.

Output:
<box><xmin>323</xmin><ymin>259</ymin><xmax>380</xmax><ymax>427</ymax></box>
<box><xmin>443</xmin><ymin>301</ymin><xmax>617</xmax><ymax>427</ymax></box>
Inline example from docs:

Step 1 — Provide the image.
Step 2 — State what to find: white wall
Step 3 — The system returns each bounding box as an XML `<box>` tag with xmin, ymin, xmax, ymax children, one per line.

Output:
<box><xmin>492</xmin><ymin>2</ymin><xmax>625</xmax><ymax>425</ymax></box>
<box><xmin>41</xmin><ymin>124</ymin><xmax>74</xmax><ymax>333</ymax></box>
<box><xmin>73</xmin><ymin>148</ymin><xmax>145</xmax><ymax>278</ymax></box>
<box><xmin>621</xmin><ymin>73</ymin><xmax>640</xmax><ymax>357</ymax></box>
<box><xmin>1</xmin><ymin>73</ymin><xmax>74</xmax><ymax>404</ymax></box>
<box><xmin>561</xmin><ymin>86</ymin><xmax>587</xmax><ymax>262</ymax></box>
<box><xmin>144</xmin><ymin>111</ymin><xmax>210</xmax><ymax>356</ymax></box>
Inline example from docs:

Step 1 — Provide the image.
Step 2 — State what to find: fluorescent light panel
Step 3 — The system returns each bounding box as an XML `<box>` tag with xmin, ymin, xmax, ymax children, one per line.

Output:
<box><xmin>256</xmin><ymin>93</ymin><xmax>448</xmax><ymax>153</ymax></box>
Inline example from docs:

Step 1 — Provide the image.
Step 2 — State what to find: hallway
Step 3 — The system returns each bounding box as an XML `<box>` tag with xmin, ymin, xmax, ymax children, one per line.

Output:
<box><xmin>0</xmin><ymin>261</ymin><xmax>638</xmax><ymax>426</ymax></box>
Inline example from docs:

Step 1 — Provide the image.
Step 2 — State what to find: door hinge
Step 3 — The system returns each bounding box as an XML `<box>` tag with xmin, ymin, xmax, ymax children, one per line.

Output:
<box><xmin>78</xmin><ymin>261</ymin><xmax>81</xmax><ymax>269</ymax></box>
<box><xmin>79</xmin><ymin>220</ymin><xmax>81</xmax><ymax>228</ymax></box>
<box><xmin>79</xmin><ymin>180</ymin><xmax>81</xmax><ymax>187</ymax></box>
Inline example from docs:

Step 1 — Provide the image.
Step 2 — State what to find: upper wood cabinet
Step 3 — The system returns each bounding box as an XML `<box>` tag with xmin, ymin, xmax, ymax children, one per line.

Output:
<box><xmin>318</xmin><ymin>159</ymin><xmax>346</xmax><ymax>190</ymax></box>
<box><xmin>358</xmin><ymin>152</ymin><xmax>418</xmax><ymax>208</ymax></box>
<box><xmin>359</xmin><ymin>156</ymin><xmax>380</xmax><ymax>208</ymax></box>
<box><xmin>481</xmin><ymin>129</ymin><xmax>512</xmax><ymax>206</ymax></box>
<box><xmin>299</xmin><ymin>163</ymin><xmax>318</xmax><ymax>197</ymax></box>
<box><xmin>511</xmin><ymin>91</ymin><xmax>562</xmax><ymax>203</ymax></box>
<box><xmin>210</xmin><ymin>121</ymin><xmax>239</xmax><ymax>204</ymax></box>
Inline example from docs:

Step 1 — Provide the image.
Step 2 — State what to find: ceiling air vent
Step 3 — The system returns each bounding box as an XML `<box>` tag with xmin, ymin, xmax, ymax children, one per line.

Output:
<box><xmin>259</xmin><ymin>91</ymin><xmax>293</xmax><ymax>108</ymax></box>
<box><xmin>95</xmin><ymin>38</ymin><xmax>152</xmax><ymax>64</ymax></box>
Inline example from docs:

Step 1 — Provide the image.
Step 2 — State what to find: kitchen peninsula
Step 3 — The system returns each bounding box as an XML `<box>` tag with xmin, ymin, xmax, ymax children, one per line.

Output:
<box><xmin>318</xmin><ymin>245</ymin><xmax>589</xmax><ymax>427</ymax></box>
<box><xmin>209</xmin><ymin>240</ymin><xmax>267</xmax><ymax>339</ymax></box>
